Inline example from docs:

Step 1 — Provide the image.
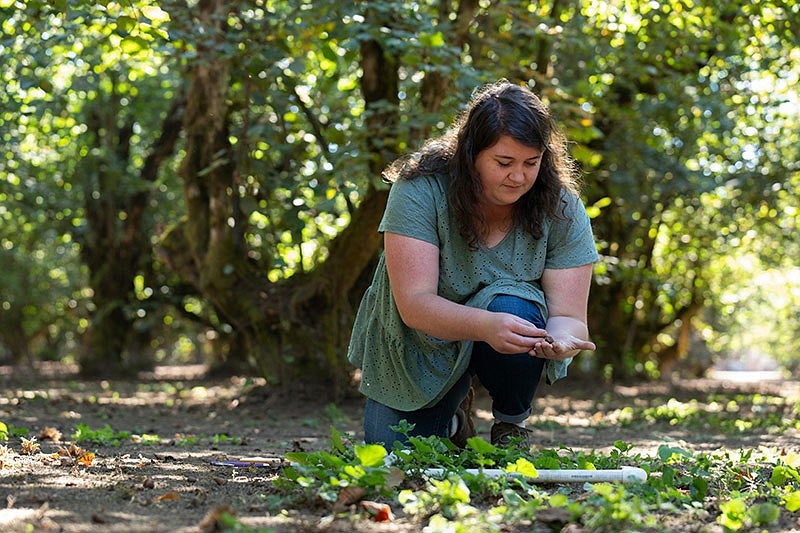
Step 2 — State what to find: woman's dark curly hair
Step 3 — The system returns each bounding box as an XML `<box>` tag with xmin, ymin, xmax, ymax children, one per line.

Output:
<box><xmin>383</xmin><ymin>80</ymin><xmax>580</xmax><ymax>248</ymax></box>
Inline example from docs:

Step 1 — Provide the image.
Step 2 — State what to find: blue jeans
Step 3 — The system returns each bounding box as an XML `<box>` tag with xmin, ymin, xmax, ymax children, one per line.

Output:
<box><xmin>363</xmin><ymin>295</ymin><xmax>546</xmax><ymax>446</ymax></box>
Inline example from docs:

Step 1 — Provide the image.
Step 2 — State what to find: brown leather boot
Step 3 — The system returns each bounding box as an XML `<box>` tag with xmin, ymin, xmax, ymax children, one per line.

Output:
<box><xmin>450</xmin><ymin>386</ymin><xmax>476</xmax><ymax>449</ymax></box>
<box><xmin>490</xmin><ymin>421</ymin><xmax>533</xmax><ymax>449</ymax></box>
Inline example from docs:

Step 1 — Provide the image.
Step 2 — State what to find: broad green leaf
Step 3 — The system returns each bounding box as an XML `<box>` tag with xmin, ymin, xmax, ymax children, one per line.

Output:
<box><xmin>284</xmin><ymin>451</ymin><xmax>311</xmax><ymax>465</ymax></box>
<box><xmin>141</xmin><ymin>5</ymin><xmax>170</xmax><ymax>23</ymax></box>
<box><xmin>771</xmin><ymin>465</ymin><xmax>788</xmax><ymax>485</ymax></box>
<box><xmin>785</xmin><ymin>491</ymin><xmax>800</xmax><ymax>512</ymax></box>
<box><xmin>504</xmin><ymin>457</ymin><xmax>538</xmax><ymax>478</ymax></box>
<box><xmin>343</xmin><ymin>464</ymin><xmax>366</xmax><ymax>479</ymax></box>
<box><xmin>691</xmin><ymin>476</ymin><xmax>709</xmax><ymax>501</ymax></box>
<box><xmin>354</xmin><ymin>444</ymin><xmax>386</xmax><ymax>467</ymax></box>
<box><xmin>718</xmin><ymin>498</ymin><xmax>747</xmax><ymax>531</ymax></box>
<box><xmin>466</xmin><ymin>436</ymin><xmax>496</xmax><ymax>454</ymax></box>
<box><xmin>121</xmin><ymin>36</ymin><xmax>148</xmax><ymax>54</ymax></box>
<box><xmin>329</xmin><ymin>426</ymin><xmax>345</xmax><ymax>455</ymax></box>
<box><xmin>749</xmin><ymin>503</ymin><xmax>780</xmax><ymax>526</ymax></box>
<box><xmin>658</xmin><ymin>445</ymin><xmax>692</xmax><ymax>463</ymax></box>
<box><xmin>116</xmin><ymin>15</ymin><xmax>137</xmax><ymax>33</ymax></box>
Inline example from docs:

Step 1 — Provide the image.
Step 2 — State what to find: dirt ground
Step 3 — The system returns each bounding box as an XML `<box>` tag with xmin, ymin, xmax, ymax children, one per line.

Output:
<box><xmin>1</xmin><ymin>363</ymin><xmax>798</xmax><ymax>532</ymax></box>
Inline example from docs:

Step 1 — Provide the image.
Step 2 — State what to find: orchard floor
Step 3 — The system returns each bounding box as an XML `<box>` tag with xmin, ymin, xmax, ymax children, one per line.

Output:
<box><xmin>1</xmin><ymin>363</ymin><xmax>798</xmax><ymax>532</ymax></box>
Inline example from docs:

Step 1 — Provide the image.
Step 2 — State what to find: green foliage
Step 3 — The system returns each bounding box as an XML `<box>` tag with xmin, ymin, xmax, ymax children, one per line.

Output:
<box><xmin>399</xmin><ymin>476</ymin><xmax>474</xmax><ymax>520</ymax></box>
<box><xmin>785</xmin><ymin>491</ymin><xmax>800</xmax><ymax>512</ymax></box>
<box><xmin>572</xmin><ymin>0</ymin><xmax>800</xmax><ymax>374</ymax></box>
<box><xmin>273</xmin><ymin>427</ymin><xmax>800</xmax><ymax>531</ymax></box>
<box><xmin>0</xmin><ymin>0</ymin><xmax>797</xmax><ymax>377</ymax></box>
<box><xmin>718</xmin><ymin>496</ymin><xmax>781</xmax><ymax>531</ymax></box>
<box><xmin>282</xmin><ymin>427</ymin><xmax>398</xmax><ymax>503</ymax></box>
<box><xmin>0</xmin><ymin>0</ymin><xmax>186</xmax><ymax>366</ymax></box>
<box><xmin>71</xmin><ymin>424</ymin><xmax>131</xmax><ymax>446</ymax></box>
<box><xmin>210</xmin><ymin>433</ymin><xmax>243</xmax><ymax>446</ymax></box>
<box><xmin>68</xmin><ymin>423</ymin><xmax>246</xmax><ymax>447</ymax></box>
<box><xmin>615</xmin><ymin>392</ymin><xmax>800</xmax><ymax>434</ymax></box>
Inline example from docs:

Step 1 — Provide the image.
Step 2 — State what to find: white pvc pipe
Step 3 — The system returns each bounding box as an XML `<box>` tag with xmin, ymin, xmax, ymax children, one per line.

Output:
<box><xmin>423</xmin><ymin>466</ymin><xmax>648</xmax><ymax>484</ymax></box>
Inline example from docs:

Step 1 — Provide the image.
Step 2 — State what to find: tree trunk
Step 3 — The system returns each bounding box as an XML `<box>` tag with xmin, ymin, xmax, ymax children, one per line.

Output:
<box><xmin>157</xmin><ymin>0</ymin><xmax>406</xmax><ymax>394</ymax></box>
<box><xmin>78</xmin><ymin>86</ymin><xmax>131</xmax><ymax>376</ymax></box>
<box><xmin>78</xmin><ymin>80</ymin><xmax>185</xmax><ymax>377</ymax></box>
<box><xmin>159</xmin><ymin>0</ymin><xmax>486</xmax><ymax>395</ymax></box>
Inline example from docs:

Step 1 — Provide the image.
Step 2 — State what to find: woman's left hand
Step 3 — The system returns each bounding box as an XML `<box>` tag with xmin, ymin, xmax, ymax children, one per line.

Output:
<box><xmin>529</xmin><ymin>335</ymin><xmax>596</xmax><ymax>360</ymax></box>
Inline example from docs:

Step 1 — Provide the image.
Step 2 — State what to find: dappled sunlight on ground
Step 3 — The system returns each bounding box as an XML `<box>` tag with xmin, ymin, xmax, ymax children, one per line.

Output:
<box><xmin>1</xmin><ymin>364</ymin><xmax>798</xmax><ymax>531</ymax></box>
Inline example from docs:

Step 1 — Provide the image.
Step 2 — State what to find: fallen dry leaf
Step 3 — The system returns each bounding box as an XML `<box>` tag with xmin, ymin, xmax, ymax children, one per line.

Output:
<box><xmin>56</xmin><ymin>443</ymin><xmax>95</xmax><ymax>466</ymax></box>
<box><xmin>0</xmin><ymin>445</ymin><xmax>15</xmax><ymax>468</ymax></box>
<box><xmin>335</xmin><ymin>486</ymin><xmax>366</xmax><ymax>510</ymax></box>
<box><xmin>197</xmin><ymin>505</ymin><xmax>236</xmax><ymax>533</ymax></box>
<box><xmin>158</xmin><ymin>491</ymin><xmax>181</xmax><ymax>502</ymax></box>
<box><xmin>40</xmin><ymin>427</ymin><xmax>62</xmax><ymax>442</ymax></box>
<box><xmin>21</xmin><ymin>437</ymin><xmax>41</xmax><ymax>455</ymax></box>
<box><xmin>76</xmin><ymin>452</ymin><xmax>95</xmax><ymax>466</ymax></box>
<box><xmin>360</xmin><ymin>500</ymin><xmax>394</xmax><ymax>522</ymax></box>
<box><xmin>57</xmin><ymin>443</ymin><xmax>85</xmax><ymax>458</ymax></box>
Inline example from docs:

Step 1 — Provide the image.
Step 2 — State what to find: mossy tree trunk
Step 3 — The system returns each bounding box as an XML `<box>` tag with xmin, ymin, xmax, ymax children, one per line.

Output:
<box><xmin>158</xmin><ymin>0</ymin><xmax>399</xmax><ymax>394</ymax></box>
<box><xmin>159</xmin><ymin>0</ymin><xmax>480</xmax><ymax>395</ymax></box>
<box><xmin>78</xmin><ymin>80</ymin><xmax>184</xmax><ymax>377</ymax></box>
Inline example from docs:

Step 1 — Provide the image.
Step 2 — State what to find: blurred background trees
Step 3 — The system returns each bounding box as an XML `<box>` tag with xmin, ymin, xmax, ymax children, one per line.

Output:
<box><xmin>1</xmin><ymin>0</ymin><xmax>797</xmax><ymax>387</ymax></box>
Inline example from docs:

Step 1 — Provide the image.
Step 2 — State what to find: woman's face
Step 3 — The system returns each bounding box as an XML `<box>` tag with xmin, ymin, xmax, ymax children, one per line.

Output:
<box><xmin>474</xmin><ymin>135</ymin><xmax>543</xmax><ymax>210</ymax></box>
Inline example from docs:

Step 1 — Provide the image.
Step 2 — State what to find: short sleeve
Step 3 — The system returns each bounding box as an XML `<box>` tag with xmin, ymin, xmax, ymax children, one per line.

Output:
<box><xmin>544</xmin><ymin>193</ymin><xmax>599</xmax><ymax>269</ymax></box>
<box><xmin>379</xmin><ymin>178</ymin><xmax>441</xmax><ymax>246</ymax></box>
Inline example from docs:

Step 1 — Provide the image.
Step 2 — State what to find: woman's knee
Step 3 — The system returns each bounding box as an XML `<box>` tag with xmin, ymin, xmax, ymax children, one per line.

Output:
<box><xmin>486</xmin><ymin>295</ymin><xmax>544</xmax><ymax>327</ymax></box>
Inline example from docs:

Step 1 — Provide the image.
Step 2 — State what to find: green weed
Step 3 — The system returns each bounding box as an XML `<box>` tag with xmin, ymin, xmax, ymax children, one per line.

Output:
<box><xmin>71</xmin><ymin>424</ymin><xmax>131</xmax><ymax>446</ymax></box>
<box><xmin>174</xmin><ymin>434</ymin><xmax>198</xmax><ymax>446</ymax></box>
<box><xmin>0</xmin><ymin>422</ymin><xmax>29</xmax><ymax>441</ymax></box>
<box><xmin>281</xmin><ymin>427</ymin><xmax>397</xmax><ymax>504</ymax></box>
<box><xmin>133</xmin><ymin>433</ymin><xmax>162</xmax><ymax>445</ymax></box>
<box><xmin>273</xmin><ymin>425</ymin><xmax>800</xmax><ymax>532</ymax></box>
<box><xmin>67</xmin><ymin>427</ymin><xmax>245</xmax><ymax>447</ymax></box>
<box><xmin>617</xmin><ymin>394</ymin><xmax>800</xmax><ymax>434</ymax></box>
<box><xmin>210</xmin><ymin>433</ymin><xmax>242</xmax><ymax>445</ymax></box>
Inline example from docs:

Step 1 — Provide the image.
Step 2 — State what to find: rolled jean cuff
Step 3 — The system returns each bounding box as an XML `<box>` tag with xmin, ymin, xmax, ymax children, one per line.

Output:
<box><xmin>492</xmin><ymin>406</ymin><xmax>531</xmax><ymax>424</ymax></box>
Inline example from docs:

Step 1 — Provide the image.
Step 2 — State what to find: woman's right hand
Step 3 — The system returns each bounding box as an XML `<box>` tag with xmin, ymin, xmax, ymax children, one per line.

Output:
<box><xmin>482</xmin><ymin>312</ymin><xmax>548</xmax><ymax>354</ymax></box>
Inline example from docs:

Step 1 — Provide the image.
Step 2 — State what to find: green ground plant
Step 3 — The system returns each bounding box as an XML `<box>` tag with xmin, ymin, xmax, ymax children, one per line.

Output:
<box><xmin>0</xmin><ymin>421</ymin><xmax>30</xmax><ymax>442</ymax></box>
<box><xmin>277</xmin><ymin>426</ymin><xmax>800</xmax><ymax>532</ymax></box>
<box><xmin>0</xmin><ymin>421</ymin><xmax>29</xmax><ymax>442</ymax></box>
<box><xmin>71</xmin><ymin>424</ymin><xmax>133</xmax><ymax>446</ymax></box>
<box><xmin>67</xmin><ymin>423</ymin><xmax>244</xmax><ymax>448</ymax></box>
<box><xmin>625</xmin><ymin>394</ymin><xmax>800</xmax><ymax>434</ymax></box>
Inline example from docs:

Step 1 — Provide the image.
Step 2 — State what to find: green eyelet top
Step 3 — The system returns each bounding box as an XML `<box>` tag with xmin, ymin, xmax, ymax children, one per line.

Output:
<box><xmin>347</xmin><ymin>175</ymin><xmax>598</xmax><ymax>411</ymax></box>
